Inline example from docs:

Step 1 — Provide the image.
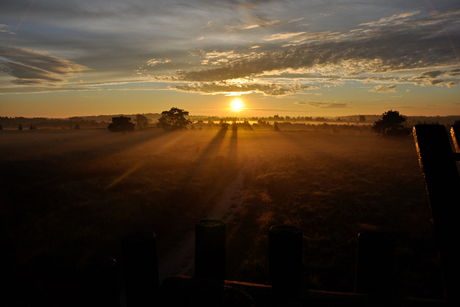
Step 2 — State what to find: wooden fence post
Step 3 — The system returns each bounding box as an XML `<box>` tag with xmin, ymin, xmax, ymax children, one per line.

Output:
<box><xmin>354</xmin><ymin>231</ymin><xmax>394</xmax><ymax>296</ymax></box>
<box><xmin>451</xmin><ymin>125</ymin><xmax>460</xmax><ymax>153</ymax></box>
<box><xmin>74</xmin><ymin>256</ymin><xmax>119</xmax><ymax>307</ymax></box>
<box><xmin>195</xmin><ymin>219</ymin><xmax>226</xmax><ymax>280</ymax></box>
<box><xmin>413</xmin><ymin>124</ymin><xmax>460</xmax><ymax>304</ymax></box>
<box><xmin>269</xmin><ymin>225</ymin><xmax>303</xmax><ymax>289</ymax></box>
<box><xmin>122</xmin><ymin>231</ymin><xmax>159</xmax><ymax>307</ymax></box>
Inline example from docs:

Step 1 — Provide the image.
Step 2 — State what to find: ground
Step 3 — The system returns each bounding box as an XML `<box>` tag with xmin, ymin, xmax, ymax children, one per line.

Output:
<box><xmin>0</xmin><ymin>127</ymin><xmax>444</xmax><ymax>306</ymax></box>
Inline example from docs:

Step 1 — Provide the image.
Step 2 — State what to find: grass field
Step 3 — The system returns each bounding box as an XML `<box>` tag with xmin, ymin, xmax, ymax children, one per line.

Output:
<box><xmin>0</xmin><ymin>127</ymin><xmax>444</xmax><ymax>305</ymax></box>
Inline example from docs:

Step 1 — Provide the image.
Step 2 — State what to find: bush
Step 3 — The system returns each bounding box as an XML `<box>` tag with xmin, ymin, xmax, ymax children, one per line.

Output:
<box><xmin>108</xmin><ymin>116</ymin><xmax>135</xmax><ymax>133</ymax></box>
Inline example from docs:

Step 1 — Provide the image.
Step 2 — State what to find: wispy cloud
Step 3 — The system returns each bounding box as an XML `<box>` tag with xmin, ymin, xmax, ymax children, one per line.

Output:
<box><xmin>295</xmin><ymin>101</ymin><xmax>348</xmax><ymax>108</ymax></box>
<box><xmin>170</xmin><ymin>8</ymin><xmax>460</xmax><ymax>85</ymax></box>
<box><xmin>418</xmin><ymin>70</ymin><xmax>445</xmax><ymax>79</ymax></box>
<box><xmin>359</xmin><ymin>11</ymin><xmax>421</xmax><ymax>27</ymax></box>
<box><xmin>169</xmin><ymin>81</ymin><xmax>315</xmax><ymax>96</ymax></box>
<box><xmin>370</xmin><ymin>84</ymin><xmax>397</xmax><ymax>93</ymax></box>
<box><xmin>0</xmin><ymin>46</ymin><xmax>89</xmax><ymax>85</ymax></box>
<box><xmin>264</xmin><ymin>32</ymin><xmax>307</xmax><ymax>41</ymax></box>
<box><xmin>0</xmin><ymin>23</ymin><xmax>14</xmax><ymax>34</ymax></box>
<box><xmin>146</xmin><ymin>58</ymin><xmax>171</xmax><ymax>66</ymax></box>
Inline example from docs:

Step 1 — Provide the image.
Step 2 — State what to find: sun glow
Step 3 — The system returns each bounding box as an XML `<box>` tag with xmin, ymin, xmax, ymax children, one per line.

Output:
<box><xmin>230</xmin><ymin>98</ymin><xmax>244</xmax><ymax>112</ymax></box>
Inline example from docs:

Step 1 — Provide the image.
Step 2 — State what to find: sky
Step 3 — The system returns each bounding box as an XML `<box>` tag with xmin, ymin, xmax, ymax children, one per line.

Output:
<box><xmin>1</xmin><ymin>0</ymin><xmax>460</xmax><ymax>118</ymax></box>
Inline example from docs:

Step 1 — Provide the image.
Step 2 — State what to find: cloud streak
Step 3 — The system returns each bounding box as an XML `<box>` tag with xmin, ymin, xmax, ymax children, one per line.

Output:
<box><xmin>0</xmin><ymin>46</ymin><xmax>89</xmax><ymax>85</ymax></box>
<box><xmin>295</xmin><ymin>101</ymin><xmax>348</xmax><ymax>108</ymax></box>
<box><xmin>370</xmin><ymin>85</ymin><xmax>397</xmax><ymax>93</ymax></box>
<box><xmin>169</xmin><ymin>81</ymin><xmax>316</xmax><ymax>96</ymax></box>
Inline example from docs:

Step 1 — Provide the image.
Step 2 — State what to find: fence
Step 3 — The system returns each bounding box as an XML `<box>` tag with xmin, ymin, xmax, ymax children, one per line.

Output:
<box><xmin>72</xmin><ymin>124</ymin><xmax>459</xmax><ymax>307</ymax></box>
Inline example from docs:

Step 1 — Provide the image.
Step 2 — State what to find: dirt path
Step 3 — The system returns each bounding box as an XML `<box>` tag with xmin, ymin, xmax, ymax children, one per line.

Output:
<box><xmin>158</xmin><ymin>159</ymin><xmax>251</xmax><ymax>282</ymax></box>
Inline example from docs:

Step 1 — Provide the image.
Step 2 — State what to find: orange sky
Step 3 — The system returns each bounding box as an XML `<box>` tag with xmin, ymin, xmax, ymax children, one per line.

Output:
<box><xmin>1</xmin><ymin>1</ymin><xmax>460</xmax><ymax>118</ymax></box>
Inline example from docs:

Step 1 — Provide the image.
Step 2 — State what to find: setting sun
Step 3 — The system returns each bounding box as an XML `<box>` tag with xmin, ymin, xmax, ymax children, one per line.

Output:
<box><xmin>230</xmin><ymin>98</ymin><xmax>244</xmax><ymax>112</ymax></box>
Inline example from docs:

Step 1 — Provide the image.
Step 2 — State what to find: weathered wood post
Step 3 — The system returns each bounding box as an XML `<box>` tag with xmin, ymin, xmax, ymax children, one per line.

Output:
<box><xmin>269</xmin><ymin>225</ymin><xmax>303</xmax><ymax>289</ymax></box>
<box><xmin>451</xmin><ymin>125</ymin><xmax>460</xmax><ymax>153</ymax></box>
<box><xmin>195</xmin><ymin>219</ymin><xmax>226</xmax><ymax>280</ymax></box>
<box><xmin>354</xmin><ymin>231</ymin><xmax>394</xmax><ymax>296</ymax></box>
<box><xmin>413</xmin><ymin>124</ymin><xmax>460</xmax><ymax>304</ymax></box>
<box><xmin>122</xmin><ymin>231</ymin><xmax>159</xmax><ymax>307</ymax></box>
<box><xmin>74</xmin><ymin>256</ymin><xmax>119</xmax><ymax>307</ymax></box>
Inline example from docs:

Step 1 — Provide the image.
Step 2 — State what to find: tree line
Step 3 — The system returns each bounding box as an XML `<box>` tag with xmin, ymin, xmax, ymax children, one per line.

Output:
<box><xmin>3</xmin><ymin>109</ymin><xmax>460</xmax><ymax>136</ymax></box>
<box><xmin>105</xmin><ymin>108</ymin><xmax>459</xmax><ymax>137</ymax></box>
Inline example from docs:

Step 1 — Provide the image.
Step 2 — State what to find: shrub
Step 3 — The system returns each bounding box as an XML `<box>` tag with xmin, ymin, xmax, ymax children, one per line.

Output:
<box><xmin>108</xmin><ymin>116</ymin><xmax>135</xmax><ymax>133</ymax></box>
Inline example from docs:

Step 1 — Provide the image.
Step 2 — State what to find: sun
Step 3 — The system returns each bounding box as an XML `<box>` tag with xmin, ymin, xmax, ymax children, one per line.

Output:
<box><xmin>230</xmin><ymin>98</ymin><xmax>244</xmax><ymax>112</ymax></box>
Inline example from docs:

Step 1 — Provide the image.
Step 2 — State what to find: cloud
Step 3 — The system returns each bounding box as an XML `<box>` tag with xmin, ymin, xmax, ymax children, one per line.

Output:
<box><xmin>168</xmin><ymin>81</ymin><xmax>314</xmax><ymax>96</ymax></box>
<box><xmin>428</xmin><ymin>79</ymin><xmax>446</xmax><ymax>86</ymax></box>
<box><xmin>2</xmin><ymin>1</ymin><xmax>459</xmax><ymax>97</ymax></box>
<box><xmin>171</xmin><ymin>11</ymin><xmax>460</xmax><ymax>83</ymax></box>
<box><xmin>446</xmin><ymin>69</ymin><xmax>460</xmax><ymax>77</ymax></box>
<box><xmin>4</xmin><ymin>62</ymin><xmax>65</xmax><ymax>83</ymax></box>
<box><xmin>0</xmin><ymin>46</ymin><xmax>89</xmax><ymax>85</ymax></box>
<box><xmin>365</xmin><ymin>76</ymin><xmax>382</xmax><ymax>83</ymax></box>
<box><xmin>418</xmin><ymin>70</ymin><xmax>445</xmax><ymax>79</ymax></box>
<box><xmin>264</xmin><ymin>32</ymin><xmax>307</xmax><ymax>41</ymax></box>
<box><xmin>241</xmin><ymin>24</ymin><xmax>260</xmax><ymax>30</ymax></box>
<box><xmin>295</xmin><ymin>101</ymin><xmax>347</xmax><ymax>108</ymax></box>
<box><xmin>146</xmin><ymin>58</ymin><xmax>171</xmax><ymax>66</ymax></box>
<box><xmin>0</xmin><ymin>24</ymin><xmax>14</xmax><ymax>34</ymax></box>
<box><xmin>359</xmin><ymin>11</ymin><xmax>421</xmax><ymax>27</ymax></box>
<box><xmin>322</xmin><ymin>82</ymin><xmax>344</xmax><ymax>88</ymax></box>
<box><xmin>370</xmin><ymin>84</ymin><xmax>397</xmax><ymax>93</ymax></box>
<box><xmin>288</xmin><ymin>17</ymin><xmax>304</xmax><ymax>24</ymax></box>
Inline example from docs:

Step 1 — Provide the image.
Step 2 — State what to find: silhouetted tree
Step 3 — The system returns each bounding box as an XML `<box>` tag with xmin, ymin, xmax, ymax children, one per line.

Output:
<box><xmin>157</xmin><ymin>107</ymin><xmax>191</xmax><ymax>131</ymax></box>
<box><xmin>221</xmin><ymin>122</ymin><xmax>230</xmax><ymax>131</ymax></box>
<box><xmin>372</xmin><ymin>110</ymin><xmax>411</xmax><ymax>136</ymax></box>
<box><xmin>18</xmin><ymin>124</ymin><xmax>23</xmax><ymax>130</ymax></box>
<box><xmin>135</xmin><ymin>114</ymin><xmax>149</xmax><ymax>129</ymax></box>
<box><xmin>359</xmin><ymin>115</ymin><xmax>366</xmax><ymax>123</ymax></box>
<box><xmin>243</xmin><ymin>120</ymin><xmax>253</xmax><ymax>131</ymax></box>
<box><xmin>0</xmin><ymin>124</ymin><xmax>2</xmax><ymax>130</ymax></box>
<box><xmin>274</xmin><ymin>121</ymin><xmax>280</xmax><ymax>131</ymax></box>
<box><xmin>108</xmin><ymin>116</ymin><xmax>135</xmax><ymax>133</ymax></box>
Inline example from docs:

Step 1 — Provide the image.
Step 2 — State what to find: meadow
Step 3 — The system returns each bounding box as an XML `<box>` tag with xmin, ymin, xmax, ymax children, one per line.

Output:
<box><xmin>0</xmin><ymin>126</ymin><xmax>444</xmax><ymax>305</ymax></box>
